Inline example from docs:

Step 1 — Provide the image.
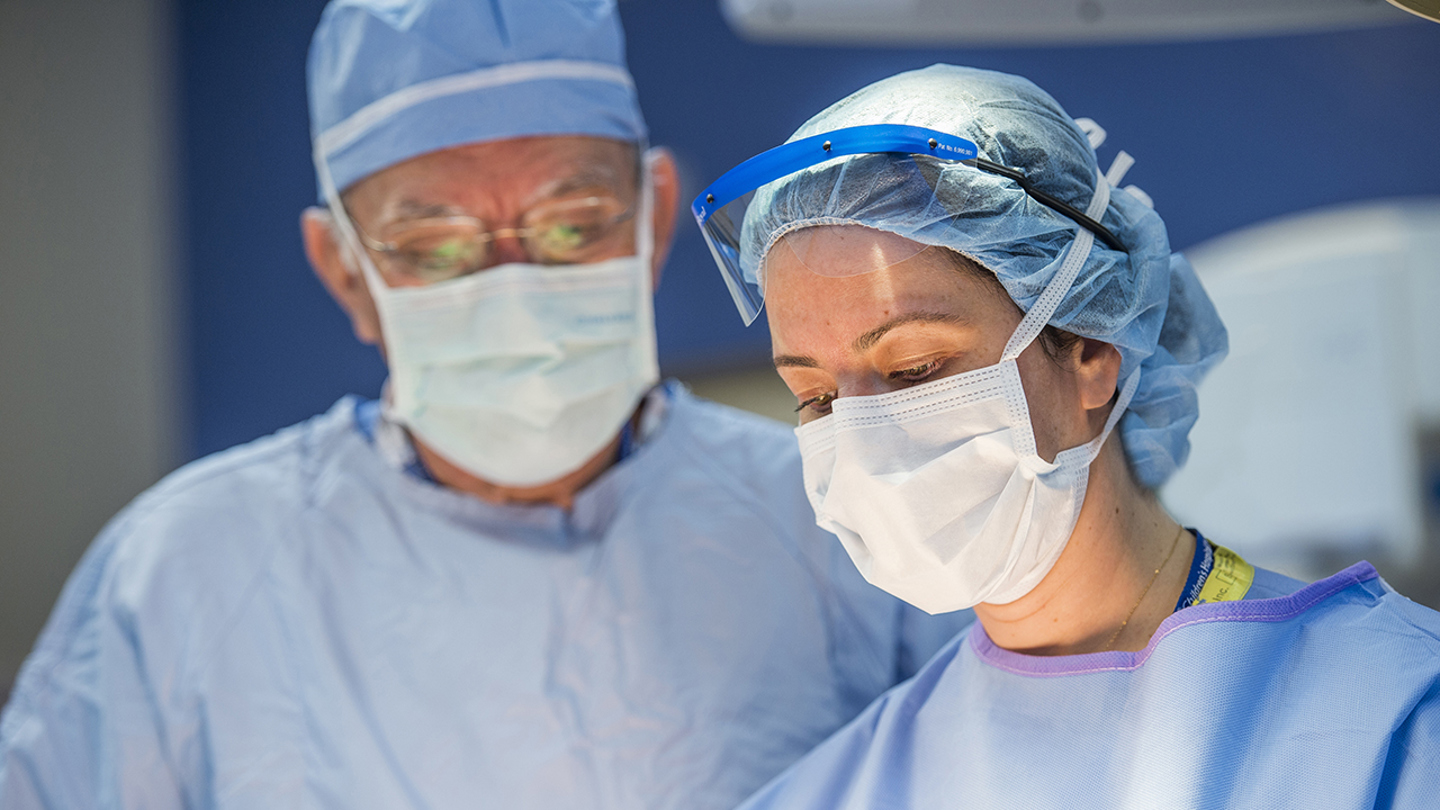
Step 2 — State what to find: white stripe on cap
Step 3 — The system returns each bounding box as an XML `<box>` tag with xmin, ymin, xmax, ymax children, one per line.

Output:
<box><xmin>315</xmin><ymin>59</ymin><xmax>636</xmax><ymax>158</ymax></box>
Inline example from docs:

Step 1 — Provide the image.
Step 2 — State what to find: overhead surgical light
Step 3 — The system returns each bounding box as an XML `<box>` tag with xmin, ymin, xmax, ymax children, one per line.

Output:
<box><xmin>720</xmin><ymin>0</ymin><xmax>1416</xmax><ymax>45</ymax></box>
<box><xmin>1385</xmin><ymin>0</ymin><xmax>1440</xmax><ymax>23</ymax></box>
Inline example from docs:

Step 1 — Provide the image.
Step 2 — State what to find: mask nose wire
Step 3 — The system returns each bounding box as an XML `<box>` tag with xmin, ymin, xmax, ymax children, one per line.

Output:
<box><xmin>1000</xmin><ymin>168</ymin><xmax>1111</xmax><ymax>363</ymax></box>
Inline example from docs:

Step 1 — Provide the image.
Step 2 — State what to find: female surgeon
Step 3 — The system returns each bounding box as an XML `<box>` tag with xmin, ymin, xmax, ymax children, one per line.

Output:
<box><xmin>693</xmin><ymin>65</ymin><xmax>1440</xmax><ymax>808</ymax></box>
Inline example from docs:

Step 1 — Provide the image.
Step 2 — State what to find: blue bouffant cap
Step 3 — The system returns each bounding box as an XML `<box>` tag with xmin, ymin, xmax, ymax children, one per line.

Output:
<box><xmin>308</xmin><ymin>0</ymin><xmax>647</xmax><ymax>194</ymax></box>
<box><xmin>743</xmin><ymin>65</ymin><xmax>1229</xmax><ymax>489</ymax></box>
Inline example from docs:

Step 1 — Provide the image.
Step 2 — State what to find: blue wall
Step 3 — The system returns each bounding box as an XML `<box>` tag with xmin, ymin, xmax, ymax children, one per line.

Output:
<box><xmin>178</xmin><ymin>0</ymin><xmax>1440</xmax><ymax>457</ymax></box>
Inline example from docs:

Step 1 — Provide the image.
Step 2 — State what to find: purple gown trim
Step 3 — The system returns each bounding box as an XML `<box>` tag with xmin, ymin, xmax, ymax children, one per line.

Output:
<box><xmin>968</xmin><ymin>561</ymin><xmax>1380</xmax><ymax>678</ymax></box>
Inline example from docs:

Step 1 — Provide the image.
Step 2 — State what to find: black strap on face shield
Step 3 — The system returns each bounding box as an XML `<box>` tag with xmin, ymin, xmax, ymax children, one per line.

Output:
<box><xmin>969</xmin><ymin>158</ymin><xmax>1126</xmax><ymax>252</ymax></box>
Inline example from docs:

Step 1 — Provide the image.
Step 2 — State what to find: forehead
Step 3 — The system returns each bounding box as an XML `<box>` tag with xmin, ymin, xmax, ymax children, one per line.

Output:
<box><xmin>764</xmin><ymin>227</ymin><xmax>1010</xmax><ymax>341</ymax></box>
<box><xmin>767</xmin><ymin>225</ymin><xmax>931</xmax><ymax>281</ymax></box>
<box><xmin>765</xmin><ymin>227</ymin><xmax>957</xmax><ymax>309</ymax></box>
<box><xmin>344</xmin><ymin>135</ymin><xmax>637</xmax><ymax>219</ymax></box>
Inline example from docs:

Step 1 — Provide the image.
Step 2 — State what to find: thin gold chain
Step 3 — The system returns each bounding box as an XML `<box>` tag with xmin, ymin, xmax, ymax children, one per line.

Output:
<box><xmin>1105</xmin><ymin>524</ymin><xmax>1187</xmax><ymax>651</ymax></box>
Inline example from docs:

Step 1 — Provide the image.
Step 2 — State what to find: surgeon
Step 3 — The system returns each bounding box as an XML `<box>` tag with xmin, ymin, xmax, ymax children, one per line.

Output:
<box><xmin>693</xmin><ymin>65</ymin><xmax>1440</xmax><ymax>809</ymax></box>
<box><xmin>0</xmin><ymin>4</ymin><xmax>973</xmax><ymax>807</ymax></box>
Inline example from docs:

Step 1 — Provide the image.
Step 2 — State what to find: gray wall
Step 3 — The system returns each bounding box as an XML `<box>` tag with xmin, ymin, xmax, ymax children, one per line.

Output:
<box><xmin>0</xmin><ymin>0</ymin><xmax>179</xmax><ymax>699</ymax></box>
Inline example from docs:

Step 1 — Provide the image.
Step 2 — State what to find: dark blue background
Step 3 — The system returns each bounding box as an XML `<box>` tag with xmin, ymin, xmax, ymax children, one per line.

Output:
<box><xmin>178</xmin><ymin>0</ymin><xmax>1440</xmax><ymax>458</ymax></box>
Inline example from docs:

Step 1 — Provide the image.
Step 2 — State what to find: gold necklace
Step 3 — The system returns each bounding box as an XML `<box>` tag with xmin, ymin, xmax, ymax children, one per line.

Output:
<box><xmin>1104</xmin><ymin>525</ymin><xmax>1187</xmax><ymax>651</ymax></box>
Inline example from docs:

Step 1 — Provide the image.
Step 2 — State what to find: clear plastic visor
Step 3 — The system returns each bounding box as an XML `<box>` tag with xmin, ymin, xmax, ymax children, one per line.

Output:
<box><xmin>694</xmin><ymin>123</ymin><xmax>1125</xmax><ymax>325</ymax></box>
<box><xmin>693</xmin><ymin>125</ymin><xmax>980</xmax><ymax>326</ymax></box>
<box><xmin>698</xmin><ymin>192</ymin><xmax>936</xmax><ymax>326</ymax></box>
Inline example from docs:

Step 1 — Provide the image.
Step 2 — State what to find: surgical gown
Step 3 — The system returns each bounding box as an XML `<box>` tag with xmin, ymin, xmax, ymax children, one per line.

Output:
<box><xmin>0</xmin><ymin>383</ymin><xmax>971</xmax><ymax>809</ymax></box>
<box><xmin>736</xmin><ymin>561</ymin><xmax>1440</xmax><ymax>809</ymax></box>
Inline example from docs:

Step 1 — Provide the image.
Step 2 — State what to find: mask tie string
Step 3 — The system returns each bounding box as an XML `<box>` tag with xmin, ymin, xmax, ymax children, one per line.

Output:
<box><xmin>1001</xmin><ymin>167</ymin><xmax>1111</xmax><ymax>363</ymax></box>
<box><xmin>996</xmin><ymin>164</ymin><xmax>1139</xmax><ymax>461</ymax></box>
<box><xmin>1074</xmin><ymin>117</ymin><xmax>1107</xmax><ymax>150</ymax></box>
<box><xmin>1105</xmin><ymin>150</ymin><xmax>1134</xmax><ymax>188</ymax></box>
<box><xmin>1105</xmin><ymin>149</ymin><xmax>1154</xmax><ymax>209</ymax></box>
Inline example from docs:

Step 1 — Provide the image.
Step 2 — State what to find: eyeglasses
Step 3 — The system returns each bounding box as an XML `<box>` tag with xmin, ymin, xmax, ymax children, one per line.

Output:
<box><xmin>354</xmin><ymin>195</ymin><xmax>636</xmax><ymax>285</ymax></box>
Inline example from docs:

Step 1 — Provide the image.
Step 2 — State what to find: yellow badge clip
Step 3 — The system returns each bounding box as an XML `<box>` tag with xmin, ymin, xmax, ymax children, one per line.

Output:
<box><xmin>1194</xmin><ymin>544</ymin><xmax>1255</xmax><ymax>605</ymax></box>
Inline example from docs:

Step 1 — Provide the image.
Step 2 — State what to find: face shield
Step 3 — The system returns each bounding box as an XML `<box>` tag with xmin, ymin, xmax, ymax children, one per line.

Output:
<box><xmin>692</xmin><ymin>124</ymin><xmax>1125</xmax><ymax>326</ymax></box>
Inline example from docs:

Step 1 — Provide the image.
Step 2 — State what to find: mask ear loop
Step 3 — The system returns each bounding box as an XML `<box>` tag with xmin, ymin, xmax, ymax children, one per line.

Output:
<box><xmin>633</xmin><ymin>146</ymin><xmax>662</xmax><ymax>387</ymax></box>
<box><xmin>313</xmin><ymin>142</ymin><xmax>390</xmax><ymax>298</ymax></box>
<box><xmin>637</xmin><ymin>145</ymin><xmax>658</xmax><ymax>276</ymax></box>
<box><xmin>314</xmin><ymin>144</ymin><xmax>419</xmax><ymax>425</ymax></box>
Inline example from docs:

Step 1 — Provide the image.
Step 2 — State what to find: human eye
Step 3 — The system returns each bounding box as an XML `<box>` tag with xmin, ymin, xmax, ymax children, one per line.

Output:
<box><xmin>535</xmin><ymin>220</ymin><xmax>598</xmax><ymax>255</ymax></box>
<box><xmin>394</xmin><ymin>229</ymin><xmax>484</xmax><ymax>282</ymax></box>
<box><xmin>528</xmin><ymin>197</ymin><xmax>628</xmax><ymax>263</ymax></box>
<box><xmin>795</xmin><ymin>391</ymin><xmax>836</xmax><ymax>416</ymax></box>
<box><xmin>887</xmin><ymin>359</ymin><xmax>942</xmax><ymax>383</ymax></box>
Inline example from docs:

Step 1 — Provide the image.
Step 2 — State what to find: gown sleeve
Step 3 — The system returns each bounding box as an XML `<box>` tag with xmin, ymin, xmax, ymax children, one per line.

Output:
<box><xmin>1375</xmin><ymin>677</ymin><xmax>1440</xmax><ymax>809</ymax></box>
<box><xmin>0</xmin><ymin>522</ymin><xmax>189</xmax><ymax>810</ymax></box>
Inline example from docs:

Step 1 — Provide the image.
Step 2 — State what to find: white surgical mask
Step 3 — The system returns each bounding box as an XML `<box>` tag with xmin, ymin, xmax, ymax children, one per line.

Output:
<box><xmin>795</xmin><ymin>171</ymin><xmax>1139</xmax><ymax>614</ymax></box>
<box><xmin>317</xmin><ymin>149</ymin><xmax>660</xmax><ymax>487</ymax></box>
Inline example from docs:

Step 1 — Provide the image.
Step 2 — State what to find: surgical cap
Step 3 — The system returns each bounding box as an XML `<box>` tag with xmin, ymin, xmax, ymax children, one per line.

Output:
<box><xmin>743</xmin><ymin>64</ymin><xmax>1227</xmax><ymax>489</ymax></box>
<box><xmin>307</xmin><ymin>0</ymin><xmax>647</xmax><ymax>195</ymax></box>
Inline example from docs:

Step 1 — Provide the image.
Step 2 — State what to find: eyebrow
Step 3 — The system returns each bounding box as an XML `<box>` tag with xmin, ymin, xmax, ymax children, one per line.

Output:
<box><xmin>379</xmin><ymin>165</ymin><xmax>634</xmax><ymax>228</ymax></box>
<box><xmin>852</xmin><ymin>311</ymin><xmax>969</xmax><ymax>352</ymax></box>
<box><xmin>538</xmin><ymin>166</ymin><xmax>631</xmax><ymax>201</ymax></box>
<box><xmin>773</xmin><ymin>354</ymin><xmax>821</xmax><ymax>370</ymax></box>
<box><xmin>772</xmin><ymin>312</ymin><xmax>968</xmax><ymax>370</ymax></box>
<box><xmin>392</xmin><ymin>200</ymin><xmax>460</xmax><ymax>220</ymax></box>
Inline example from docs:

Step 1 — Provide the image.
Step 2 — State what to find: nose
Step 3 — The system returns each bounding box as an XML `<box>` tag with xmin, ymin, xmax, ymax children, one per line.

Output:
<box><xmin>488</xmin><ymin>234</ymin><xmax>530</xmax><ymax>266</ymax></box>
<box><xmin>835</xmin><ymin>371</ymin><xmax>905</xmax><ymax>400</ymax></box>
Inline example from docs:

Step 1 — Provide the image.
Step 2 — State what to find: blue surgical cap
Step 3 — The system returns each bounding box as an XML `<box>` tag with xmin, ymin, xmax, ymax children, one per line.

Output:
<box><xmin>744</xmin><ymin>64</ymin><xmax>1228</xmax><ymax>489</ymax></box>
<box><xmin>307</xmin><ymin>0</ymin><xmax>647</xmax><ymax>194</ymax></box>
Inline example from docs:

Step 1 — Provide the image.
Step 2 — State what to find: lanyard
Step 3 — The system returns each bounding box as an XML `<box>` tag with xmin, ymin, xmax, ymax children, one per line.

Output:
<box><xmin>1177</xmin><ymin>530</ymin><xmax>1255</xmax><ymax>611</ymax></box>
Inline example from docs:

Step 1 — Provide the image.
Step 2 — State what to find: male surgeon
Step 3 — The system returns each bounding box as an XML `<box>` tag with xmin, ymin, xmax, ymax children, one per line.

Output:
<box><xmin>0</xmin><ymin>1</ymin><xmax>970</xmax><ymax>808</ymax></box>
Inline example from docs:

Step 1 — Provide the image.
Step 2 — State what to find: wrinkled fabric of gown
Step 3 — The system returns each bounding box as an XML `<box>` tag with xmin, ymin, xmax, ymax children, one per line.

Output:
<box><xmin>737</xmin><ymin>563</ymin><xmax>1440</xmax><ymax>810</ymax></box>
<box><xmin>0</xmin><ymin>382</ymin><xmax>972</xmax><ymax>809</ymax></box>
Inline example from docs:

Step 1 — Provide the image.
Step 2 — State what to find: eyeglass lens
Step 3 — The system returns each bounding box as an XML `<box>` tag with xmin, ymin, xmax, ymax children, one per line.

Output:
<box><xmin>377</xmin><ymin>195</ymin><xmax>634</xmax><ymax>284</ymax></box>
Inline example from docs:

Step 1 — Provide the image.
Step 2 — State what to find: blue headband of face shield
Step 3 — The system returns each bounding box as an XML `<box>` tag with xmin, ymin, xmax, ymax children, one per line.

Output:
<box><xmin>692</xmin><ymin>124</ymin><xmax>1126</xmax><ymax>325</ymax></box>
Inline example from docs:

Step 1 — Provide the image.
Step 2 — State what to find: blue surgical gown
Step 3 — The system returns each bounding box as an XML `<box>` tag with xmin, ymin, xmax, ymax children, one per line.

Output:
<box><xmin>0</xmin><ymin>383</ymin><xmax>972</xmax><ymax>809</ymax></box>
<box><xmin>736</xmin><ymin>562</ymin><xmax>1440</xmax><ymax>809</ymax></box>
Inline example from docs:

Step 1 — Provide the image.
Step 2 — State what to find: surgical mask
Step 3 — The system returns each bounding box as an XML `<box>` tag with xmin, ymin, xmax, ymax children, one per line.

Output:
<box><xmin>794</xmin><ymin>172</ymin><xmax>1139</xmax><ymax>614</ymax></box>
<box><xmin>317</xmin><ymin>149</ymin><xmax>660</xmax><ymax>487</ymax></box>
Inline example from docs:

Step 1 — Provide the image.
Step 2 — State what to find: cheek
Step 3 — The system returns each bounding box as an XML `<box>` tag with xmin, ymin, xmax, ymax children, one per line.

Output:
<box><xmin>1015</xmin><ymin>347</ymin><xmax>1087</xmax><ymax>462</ymax></box>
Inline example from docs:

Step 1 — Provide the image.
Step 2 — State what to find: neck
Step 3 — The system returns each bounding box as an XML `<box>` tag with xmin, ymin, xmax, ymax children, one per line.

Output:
<box><xmin>410</xmin><ymin>403</ymin><xmax>645</xmax><ymax>511</ymax></box>
<box><xmin>972</xmin><ymin>437</ymin><xmax>1194</xmax><ymax>655</ymax></box>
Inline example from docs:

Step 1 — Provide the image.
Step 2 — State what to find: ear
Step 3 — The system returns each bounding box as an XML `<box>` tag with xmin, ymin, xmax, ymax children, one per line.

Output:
<box><xmin>1075</xmin><ymin>337</ymin><xmax>1124</xmax><ymax>416</ymax></box>
<box><xmin>301</xmin><ymin>207</ymin><xmax>383</xmax><ymax>346</ymax></box>
<box><xmin>644</xmin><ymin>147</ymin><xmax>680</xmax><ymax>291</ymax></box>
